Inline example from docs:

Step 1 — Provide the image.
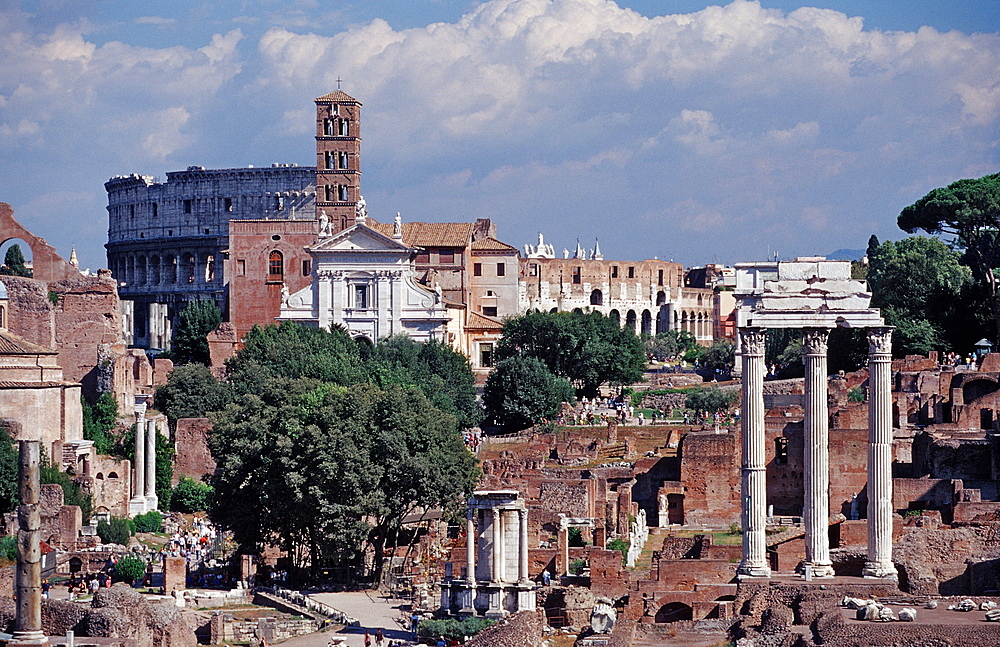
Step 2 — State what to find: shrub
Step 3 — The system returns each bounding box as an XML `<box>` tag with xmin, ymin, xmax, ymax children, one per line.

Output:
<box><xmin>112</xmin><ymin>555</ymin><xmax>147</xmax><ymax>584</ymax></box>
<box><xmin>728</xmin><ymin>522</ymin><xmax>743</xmax><ymax>535</ymax></box>
<box><xmin>607</xmin><ymin>538</ymin><xmax>629</xmax><ymax>565</ymax></box>
<box><xmin>569</xmin><ymin>558</ymin><xmax>588</xmax><ymax>575</ymax></box>
<box><xmin>0</xmin><ymin>535</ymin><xmax>15</xmax><ymax>562</ymax></box>
<box><xmin>97</xmin><ymin>517</ymin><xmax>133</xmax><ymax>545</ymax></box>
<box><xmin>848</xmin><ymin>387</ymin><xmax>866</xmax><ymax>403</ymax></box>
<box><xmin>170</xmin><ymin>477</ymin><xmax>214</xmax><ymax>513</ymax></box>
<box><xmin>133</xmin><ymin>510</ymin><xmax>163</xmax><ymax>533</ymax></box>
<box><xmin>568</xmin><ymin>527</ymin><xmax>587</xmax><ymax>547</ymax></box>
<box><xmin>417</xmin><ymin>617</ymin><xmax>495</xmax><ymax>641</ymax></box>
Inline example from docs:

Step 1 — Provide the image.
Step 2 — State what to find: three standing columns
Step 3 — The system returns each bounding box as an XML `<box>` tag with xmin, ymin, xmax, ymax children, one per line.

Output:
<box><xmin>802</xmin><ymin>329</ymin><xmax>834</xmax><ymax>578</ymax></box>
<box><xmin>738</xmin><ymin>326</ymin><xmax>896</xmax><ymax>580</ymax></box>
<box><xmin>864</xmin><ymin>328</ymin><xmax>897</xmax><ymax>579</ymax></box>
<box><xmin>738</xmin><ymin>328</ymin><xmax>771</xmax><ymax>577</ymax></box>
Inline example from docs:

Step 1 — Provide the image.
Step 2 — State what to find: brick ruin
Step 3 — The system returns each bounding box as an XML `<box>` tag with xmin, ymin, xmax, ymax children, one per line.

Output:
<box><xmin>422</xmin><ymin>352</ymin><xmax>1000</xmax><ymax>645</ymax></box>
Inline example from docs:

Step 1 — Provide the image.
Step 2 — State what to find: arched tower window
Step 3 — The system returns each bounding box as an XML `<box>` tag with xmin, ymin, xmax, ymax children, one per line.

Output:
<box><xmin>268</xmin><ymin>251</ymin><xmax>284</xmax><ymax>280</ymax></box>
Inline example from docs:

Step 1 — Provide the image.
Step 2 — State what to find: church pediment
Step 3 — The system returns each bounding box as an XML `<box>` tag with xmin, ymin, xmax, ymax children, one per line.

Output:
<box><xmin>310</xmin><ymin>224</ymin><xmax>412</xmax><ymax>253</ymax></box>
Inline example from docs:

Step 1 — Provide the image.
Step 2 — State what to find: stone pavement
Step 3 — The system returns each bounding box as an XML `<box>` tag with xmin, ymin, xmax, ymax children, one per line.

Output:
<box><xmin>278</xmin><ymin>591</ymin><xmax>418</xmax><ymax>647</ymax></box>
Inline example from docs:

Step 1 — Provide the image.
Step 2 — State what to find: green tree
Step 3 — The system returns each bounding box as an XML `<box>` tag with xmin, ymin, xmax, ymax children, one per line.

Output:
<box><xmin>699</xmin><ymin>338</ymin><xmax>735</xmax><ymax>375</ymax></box>
<box><xmin>644</xmin><ymin>330</ymin><xmax>698</xmax><ymax>362</ymax></box>
<box><xmin>225</xmin><ymin>321</ymin><xmax>365</xmax><ymax>391</ymax></box>
<box><xmin>1</xmin><ymin>244</ymin><xmax>31</xmax><ymax>277</ymax></box>
<box><xmin>495</xmin><ymin>311</ymin><xmax>645</xmax><ymax>396</ymax></box>
<box><xmin>0</xmin><ymin>424</ymin><xmax>17</xmax><ymax>515</ymax></box>
<box><xmin>898</xmin><ymin>172</ymin><xmax>1000</xmax><ymax>341</ymax></box>
<box><xmin>154</xmin><ymin>364</ymin><xmax>234</xmax><ymax>425</ymax></box>
<box><xmin>483</xmin><ymin>357</ymin><xmax>575</xmax><ymax>431</ymax></box>
<box><xmin>169</xmin><ymin>299</ymin><xmax>222</xmax><ymax>365</ymax></box>
<box><xmin>82</xmin><ymin>391</ymin><xmax>118</xmax><ymax>455</ymax></box>
<box><xmin>171</xmin><ymin>477</ymin><xmax>214</xmax><ymax>513</ymax></box>
<box><xmin>867</xmin><ymin>236</ymin><xmax>978</xmax><ymax>355</ymax></box>
<box><xmin>98</xmin><ymin>517</ymin><xmax>133</xmax><ymax>545</ymax></box>
<box><xmin>208</xmin><ymin>380</ymin><xmax>478</xmax><ymax>582</ymax></box>
<box><xmin>133</xmin><ymin>510</ymin><xmax>163</xmax><ymax>533</ymax></box>
<box><xmin>368</xmin><ymin>335</ymin><xmax>481</xmax><ymax>429</ymax></box>
<box><xmin>685</xmin><ymin>387</ymin><xmax>737</xmax><ymax>416</ymax></box>
<box><xmin>112</xmin><ymin>555</ymin><xmax>147</xmax><ymax>583</ymax></box>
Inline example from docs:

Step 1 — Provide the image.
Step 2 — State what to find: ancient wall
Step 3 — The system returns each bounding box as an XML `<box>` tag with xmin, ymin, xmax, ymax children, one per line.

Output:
<box><xmin>173</xmin><ymin>418</ymin><xmax>216</xmax><ymax>484</ymax></box>
<box><xmin>88</xmin><ymin>455</ymin><xmax>132</xmax><ymax>517</ymax></box>
<box><xmin>679</xmin><ymin>431</ymin><xmax>740</xmax><ymax>526</ymax></box>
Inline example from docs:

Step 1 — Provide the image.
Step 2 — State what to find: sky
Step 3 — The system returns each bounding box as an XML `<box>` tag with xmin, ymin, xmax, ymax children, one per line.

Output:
<box><xmin>1</xmin><ymin>0</ymin><xmax>998</xmax><ymax>270</ymax></box>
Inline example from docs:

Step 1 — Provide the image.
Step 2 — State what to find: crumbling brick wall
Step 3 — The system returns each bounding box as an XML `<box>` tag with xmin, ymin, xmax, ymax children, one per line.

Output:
<box><xmin>173</xmin><ymin>418</ymin><xmax>216</xmax><ymax>484</ymax></box>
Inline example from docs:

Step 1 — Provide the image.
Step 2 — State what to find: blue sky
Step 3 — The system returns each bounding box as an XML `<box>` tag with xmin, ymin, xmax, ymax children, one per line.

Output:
<box><xmin>1</xmin><ymin>0</ymin><xmax>998</xmax><ymax>269</ymax></box>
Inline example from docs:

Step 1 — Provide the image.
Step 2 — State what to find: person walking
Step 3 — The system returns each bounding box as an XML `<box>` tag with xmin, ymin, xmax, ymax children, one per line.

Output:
<box><xmin>364</xmin><ymin>630</ymin><xmax>371</xmax><ymax>647</ymax></box>
<box><xmin>374</xmin><ymin>628</ymin><xmax>384</xmax><ymax>646</ymax></box>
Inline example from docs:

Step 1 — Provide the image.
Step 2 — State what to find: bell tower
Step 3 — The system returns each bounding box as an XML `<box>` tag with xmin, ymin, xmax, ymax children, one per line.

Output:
<box><xmin>315</xmin><ymin>89</ymin><xmax>362</xmax><ymax>234</ymax></box>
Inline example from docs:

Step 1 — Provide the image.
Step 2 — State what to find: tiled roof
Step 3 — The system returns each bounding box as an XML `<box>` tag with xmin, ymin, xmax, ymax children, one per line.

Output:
<box><xmin>0</xmin><ymin>381</ymin><xmax>68</xmax><ymax>388</ymax></box>
<box><xmin>472</xmin><ymin>236</ymin><xmax>519</xmax><ymax>253</ymax></box>
<box><xmin>467</xmin><ymin>312</ymin><xmax>504</xmax><ymax>331</ymax></box>
<box><xmin>369</xmin><ymin>222</ymin><xmax>474</xmax><ymax>248</ymax></box>
<box><xmin>0</xmin><ymin>330</ymin><xmax>56</xmax><ymax>355</ymax></box>
<box><xmin>315</xmin><ymin>90</ymin><xmax>361</xmax><ymax>104</ymax></box>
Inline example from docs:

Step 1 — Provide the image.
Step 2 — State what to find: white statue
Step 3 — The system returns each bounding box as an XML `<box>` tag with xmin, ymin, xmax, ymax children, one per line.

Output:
<box><xmin>318</xmin><ymin>210</ymin><xmax>332</xmax><ymax>237</ymax></box>
<box><xmin>393</xmin><ymin>212</ymin><xmax>403</xmax><ymax>238</ymax></box>
<box><xmin>280</xmin><ymin>283</ymin><xmax>290</xmax><ymax>306</ymax></box>
<box><xmin>355</xmin><ymin>194</ymin><xmax>368</xmax><ymax>224</ymax></box>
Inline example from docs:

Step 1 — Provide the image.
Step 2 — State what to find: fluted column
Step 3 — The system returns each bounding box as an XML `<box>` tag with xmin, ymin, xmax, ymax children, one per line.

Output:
<box><xmin>133</xmin><ymin>415</ymin><xmax>145</xmax><ymax>499</ymax></box>
<box><xmin>738</xmin><ymin>328</ymin><xmax>771</xmax><ymax>577</ymax></box>
<box><xmin>864</xmin><ymin>327</ymin><xmax>898</xmax><ymax>579</ymax></box>
<box><xmin>12</xmin><ymin>439</ymin><xmax>47</xmax><ymax>646</ymax></box>
<box><xmin>497</xmin><ymin>510</ymin><xmax>506</xmax><ymax>582</ymax></box>
<box><xmin>518</xmin><ymin>508</ymin><xmax>529</xmax><ymax>584</ymax></box>
<box><xmin>145</xmin><ymin>420</ymin><xmax>158</xmax><ymax>509</ymax></box>
<box><xmin>491</xmin><ymin>508</ymin><xmax>502</xmax><ymax>583</ymax></box>
<box><xmin>462</xmin><ymin>508</ymin><xmax>476</xmax><ymax>612</ymax></box>
<box><xmin>802</xmin><ymin>328</ymin><xmax>834</xmax><ymax>578</ymax></box>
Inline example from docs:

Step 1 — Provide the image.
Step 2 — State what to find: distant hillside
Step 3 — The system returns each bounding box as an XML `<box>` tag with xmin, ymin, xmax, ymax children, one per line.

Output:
<box><xmin>824</xmin><ymin>248</ymin><xmax>864</xmax><ymax>261</ymax></box>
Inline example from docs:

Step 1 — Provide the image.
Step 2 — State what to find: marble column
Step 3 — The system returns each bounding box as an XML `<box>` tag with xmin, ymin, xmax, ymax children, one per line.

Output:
<box><xmin>12</xmin><ymin>439</ymin><xmax>47</xmax><ymax>646</ymax></box>
<box><xmin>738</xmin><ymin>327</ymin><xmax>771</xmax><ymax>577</ymax></box>
<box><xmin>462</xmin><ymin>508</ymin><xmax>476</xmax><ymax>612</ymax></box>
<box><xmin>801</xmin><ymin>328</ymin><xmax>834</xmax><ymax>578</ymax></box>
<box><xmin>131</xmin><ymin>411</ymin><xmax>146</xmax><ymax>512</ymax></box>
<box><xmin>518</xmin><ymin>508</ymin><xmax>529</xmax><ymax>584</ymax></box>
<box><xmin>491</xmin><ymin>508</ymin><xmax>502</xmax><ymax>583</ymax></box>
<box><xmin>497</xmin><ymin>510</ymin><xmax>506</xmax><ymax>582</ymax></box>
<box><xmin>864</xmin><ymin>327</ymin><xmax>898</xmax><ymax>579</ymax></box>
<box><xmin>144</xmin><ymin>420</ymin><xmax>158</xmax><ymax>509</ymax></box>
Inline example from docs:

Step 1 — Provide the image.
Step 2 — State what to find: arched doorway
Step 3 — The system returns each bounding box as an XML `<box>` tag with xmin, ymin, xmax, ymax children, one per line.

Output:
<box><xmin>608</xmin><ymin>309</ymin><xmax>620</xmax><ymax>326</ymax></box>
<box><xmin>625</xmin><ymin>310</ymin><xmax>637</xmax><ymax>334</ymax></box>
<box><xmin>655</xmin><ymin>602</ymin><xmax>693</xmax><ymax>623</ymax></box>
<box><xmin>590</xmin><ymin>289</ymin><xmax>603</xmax><ymax>306</ymax></box>
<box><xmin>641</xmin><ymin>309</ymin><xmax>652</xmax><ymax>336</ymax></box>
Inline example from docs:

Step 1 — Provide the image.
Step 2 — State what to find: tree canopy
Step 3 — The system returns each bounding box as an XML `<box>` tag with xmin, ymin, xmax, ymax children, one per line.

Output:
<box><xmin>155</xmin><ymin>363</ymin><xmax>234</xmax><ymax>425</ymax></box>
<box><xmin>0</xmin><ymin>424</ymin><xmax>17</xmax><ymax>515</ymax></box>
<box><xmin>170</xmin><ymin>299</ymin><xmax>222</xmax><ymax>365</ymax></box>
<box><xmin>208</xmin><ymin>380</ymin><xmax>478</xmax><ymax>581</ymax></box>
<box><xmin>494</xmin><ymin>311</ymin><xmax>645</xmax><ymax>396</ymax></box>
<box><xmin>898</xmin><ymin>172</ymin><xmax>1000</xmax><ymax>342</ymax></box>
<box><xmin>1</xmin><ymin>244</ymin><xmax>31</xmax><ymax>277</ymax></box>
<box><xmin>867</xmin><ymin>236</ymin><xmax>979</xmax><ymax>355</ymax></box>
<box><xmin>483</xmin><ymin>356</ymin><xmax>575</xmax><ymax>431</ymax></box>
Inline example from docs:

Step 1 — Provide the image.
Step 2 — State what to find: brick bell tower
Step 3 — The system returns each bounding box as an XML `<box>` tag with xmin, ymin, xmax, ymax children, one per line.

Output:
<box><xmin>315</xmin><ymin>89</ymin><xmax>362</xmax><ymax>234</ymax></box>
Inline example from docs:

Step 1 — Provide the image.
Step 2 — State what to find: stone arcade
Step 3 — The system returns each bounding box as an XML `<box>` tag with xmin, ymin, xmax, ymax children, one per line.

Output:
<box><xmin>440</xmin><ymin>490</ymin><xmax>536</xmax><ymax>618</ymax></box>
<box><xmin>734</xmin><ymin>258</ymin><xmax>895</xmax><ymax>580</ymax></box>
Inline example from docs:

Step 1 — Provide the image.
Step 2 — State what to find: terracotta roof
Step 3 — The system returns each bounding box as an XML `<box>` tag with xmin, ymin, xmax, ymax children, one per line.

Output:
<box><xmin>467</xmin><ymin>312</ymin><xmax>504</xmax><ymax>331</ymax></box>
<box><xmin>369</xmin><ymin>222</ymin><xmax>474</xmax><ymax>248</ymax></box>
<box><xmin>0</xmin><ymin>330</ymin><xmax>56</xmax><ymax>355</ymax></box>
<box><xmin>0</xmin><ymin>381</ymin><xmax>68</xmax><ymax>388</ymax></box>
<box><xmin>315</xmin><ymin>90</ymin><xmax>361</xmax><ymax>104</ymax></box>
<box><xmin>472</xmin><ymin>237</ymin><xmax>519</xmax><ymax>253</ymax></box>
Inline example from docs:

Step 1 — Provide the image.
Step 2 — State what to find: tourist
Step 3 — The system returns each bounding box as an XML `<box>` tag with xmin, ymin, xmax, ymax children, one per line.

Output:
<box><xmin>363</xmin><ymin>630</ymin><xmax>371</xmax><ymax>647</ymax></box>
<box><xmin>542</xmin><ymin>569</ymin><xmax>551</xmax><ymax>586</ymax></box>
<box><xmin>42</xmin><ymin>580</ymin><xmax>49</xmax><ymax>599</ymax></box>
<box><xmin>374</xmin><ymin>628</ymin><xmax>383</xmax><ymax>646</ymax></box>
<box><xmin>435</xmin><ymin>637</ymin><xmax>446</xmax><ymax>647</ymax></box>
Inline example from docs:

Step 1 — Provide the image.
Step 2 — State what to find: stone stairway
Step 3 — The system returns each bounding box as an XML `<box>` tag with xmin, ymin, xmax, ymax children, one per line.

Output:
<box><xmin>628</xmin><ymin>527</ymin><xmax>669</xmax><ymax>580</ymax></box>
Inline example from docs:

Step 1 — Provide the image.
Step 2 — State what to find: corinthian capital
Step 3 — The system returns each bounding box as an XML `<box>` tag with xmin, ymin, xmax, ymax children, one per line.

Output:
<box><xmin>739</xmin><ymin>327</ymin><xmax>766</xmax><ymax>356</ymax></box>
<box><xmin>801</xmin><ymin>328</ymin><xmax>830</xmax><ymax>356</ymax></box>
<box><xmin>867</xmin><ymin>327</ymin><xmax>893</xmax><ymax>355</ymax></box>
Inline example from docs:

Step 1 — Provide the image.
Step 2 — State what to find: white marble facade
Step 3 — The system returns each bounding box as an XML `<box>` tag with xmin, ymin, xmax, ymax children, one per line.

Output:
<box><xmin>279</xmin><ymin>219</ymin><xmax>449</xmax><ymax>343</ymax></box>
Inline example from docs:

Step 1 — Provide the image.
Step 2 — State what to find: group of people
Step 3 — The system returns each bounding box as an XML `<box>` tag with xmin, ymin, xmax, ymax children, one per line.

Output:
<box><xmin>161</xmin><ymin>517</ymin><xmax>216</xmax><ymax>567</ymax></box>
<box><xmin>945</xmin><ymin>352</ymin><xmax>979</xmax><ymax>370</ymax></box>
<box><xmin>61</xmin><ymin>572</ymin><xmax>111</xmax><ymax>600</ymax></box>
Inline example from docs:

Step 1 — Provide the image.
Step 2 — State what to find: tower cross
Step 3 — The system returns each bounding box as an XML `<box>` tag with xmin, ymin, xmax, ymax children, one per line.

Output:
<box><xmin>336</xmin><ymin>77</ymin><xmax>343</xmax><ymax>90</ymax></box>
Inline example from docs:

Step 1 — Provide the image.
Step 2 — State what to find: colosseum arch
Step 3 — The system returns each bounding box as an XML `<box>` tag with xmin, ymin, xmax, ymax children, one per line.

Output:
<box><xmin>590</xmin><ymin>289</ymin><xmax>603</xmax><ymax>306</ymax></box>
<box><xmin>625</xmin><ymin>310</ymin><xmax>637</xmax><ymax>334</ymax></box>
<box><xmin>641</xmin><ymin>309</ymin><xmax>652</xmax><ymax>336</ymax></box>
